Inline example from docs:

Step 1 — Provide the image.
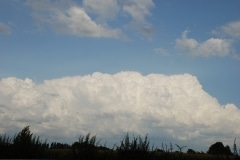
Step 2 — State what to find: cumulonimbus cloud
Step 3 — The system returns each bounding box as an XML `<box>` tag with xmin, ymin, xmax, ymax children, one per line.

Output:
<box><xmin>0</xmin><ymin>71</ymin><xmax>239</xmax><ymax>150</ymax></box>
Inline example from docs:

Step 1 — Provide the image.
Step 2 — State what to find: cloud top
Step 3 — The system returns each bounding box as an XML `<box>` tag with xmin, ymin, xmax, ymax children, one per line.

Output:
<box><xmin>0</xmin><ymin>72</ymin><xmax>239</xmax><ymax>150</ymax></box>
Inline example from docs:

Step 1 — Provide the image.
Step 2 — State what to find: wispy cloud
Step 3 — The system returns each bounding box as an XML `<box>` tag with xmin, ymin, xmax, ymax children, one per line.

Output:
<box><xmin>25</xmin><ymin>0</ymin><xmax>155</xmax><ymax>39</ymax></box>
<box><xmin>25</xmin><ymin>0</ymin><xmax>124</xmax><ymax>39</ymax></box>
<box><xmin>0</xmin><ymin>72</ymin><xmax>239</xmax><ymax>149</ymax></box>
<box><xmin>217</xmin><ymin>20</ymin><xmax>240</xmax><ymax>39</ymax></box>
<box><xmin>154</xmin><ymin>48</ymin><xmax>169</xmax><ymax>56</ymax></box>
<box><xmin>83</xmin><ymin>0</ymin><xmax>120</xmax><ymax>22</ymax></box>
<box><xmin>0</xmin><ymin>22</ymin><xmax>11</xmax><ymax>35</ymax></box>
<box><xmin>175</xmin><ymin>30</ymin><xmax>234</xmax><ymax>58</ymax></box>
<box><xmin>122</xmin><ymin>0</ymin><xmax>155</xmax><ymax>39</ymax></box>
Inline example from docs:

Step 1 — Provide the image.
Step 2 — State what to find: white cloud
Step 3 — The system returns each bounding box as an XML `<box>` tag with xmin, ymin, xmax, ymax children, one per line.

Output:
<box><xmin>121</xmin><ymin>0</ymin><xmax>155</xmax><ymax>38</ymax></box>
<box><xmin>122</xmin><ymin>0</ymin><xmax>154</xmax><ymax>22</ymax></box>
<box><xmin>56</xmin><ymin>6</ymin><xmax>123</xmax><ymax>38</ymax></box>
<box><xmin>220</xmin><ymin>20</ymin><xmax>240</xmax><ymax>39</ymax></box>
<box><xmin>0</xmin><ymin>71</ymin><xmax>240</xmax><ymax>150</ymax></box>
<box><xmin>175</xmin><ymin>30</ymin><xmax>233</xmax><ymax>57</ymax></box>
<box><xmin>25</xmin><ymin>0</ymin><xmax>155</xmax><ymax>39</ymax></box>
<box><xmin>83</xmin><ymin>0</ymin><xmax>119</xmax><ymax>22</ymax></box>
<box><xmin>0</xmin><ymin>22</ymin><xmax>11</xmax><ymax>35</ymax></box>
<box><xmin>212</xmin><ymin>20</ymin><xmax>240</xmax><ymax>60</ymax></box>
<box><xmin>25</xmin><ymin>0</ymin><xmax>124</xmax><ymax>39</ymax></box>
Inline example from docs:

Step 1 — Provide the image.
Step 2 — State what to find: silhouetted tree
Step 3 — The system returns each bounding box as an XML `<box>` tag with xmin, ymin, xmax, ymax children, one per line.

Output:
<box><xmin>72</xmin><ymin>133</ymin><xmax>99</xmax><ymax>159</ymax></box>
<box><xmin>12</xmin><ymin>126</ymin><xmax>47</xmax><ymax>158</ymax></box>
<box><xmin>207</xmin><ymin>142</ymin><xmax>232</xmax><ymax>155</ymax></box>
<box><xmin>117</xmin><ymin>133</ymin><xmax>151</xmax><ymax>160</ymax></box>
<box><xmin>0</xmin><ymin>134</ymin><xmax>13</xmax><ymax>158</ymax></box>
<box><xmin>187</xmin><ymin>148</ymin><xmax>196</xmax><ymax>154</ymax></box>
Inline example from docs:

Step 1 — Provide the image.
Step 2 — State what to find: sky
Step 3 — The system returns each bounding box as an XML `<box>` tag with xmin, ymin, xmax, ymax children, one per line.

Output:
<box><xmin>0</xmin><ymin>0</ymin><xmax>240</xmax><ymax>152</ymax></box>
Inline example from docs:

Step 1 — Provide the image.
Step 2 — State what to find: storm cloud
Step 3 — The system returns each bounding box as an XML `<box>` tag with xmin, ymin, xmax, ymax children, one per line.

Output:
<box><xmin>0</xmin><ymin>72</ymin><xmax>239</xmax><ymax>150</ymax></box>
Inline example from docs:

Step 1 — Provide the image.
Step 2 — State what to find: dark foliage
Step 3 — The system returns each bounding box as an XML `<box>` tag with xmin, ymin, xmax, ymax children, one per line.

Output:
<box><xmin>187</xmin><ymin>148</ymin><xmax>196</xmax><ymax>154</ymax></box>
<box><xmin>72</xmin><ymin>133</ymin><xmax>100</xmax><ymax>159</ymax></box>
<box><xmin>0</xmin><ymin>134</ymin><xmax>13</xmax><ymax>158</ymax></box>
<box><xmin>50</xmin><ymin>142</ymin><xmax>70</xmax><ymax>149</ymax></box>
<box><xmin>0</xmin><ymin>126</ymin><xmax>238</xmax><ymax>160</ymax></box>
<box><xmin>207</xmin><ymin>142</ymin><xmax>232</xmax><ymax>156</ymax></box>
<box><xmin>117</xmin><ymin>133</ymin><xmax>151</xmax><ymax>160</ymax></box>
<box><xmin>0</xmin><ymin>126</ymin><xmax>48</xmax><ymax>158</ymax></box>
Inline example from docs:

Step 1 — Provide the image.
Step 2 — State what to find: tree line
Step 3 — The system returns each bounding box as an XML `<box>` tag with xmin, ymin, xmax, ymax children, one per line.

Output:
<box><xmin>0</xmin><ymin>126</ymin><xmax>239</xmax><ymax>159</ymax></box>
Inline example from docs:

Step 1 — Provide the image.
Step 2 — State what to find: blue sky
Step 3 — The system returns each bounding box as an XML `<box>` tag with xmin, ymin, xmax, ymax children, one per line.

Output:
<box><xmin>1</xmin><ymin>0</ymin><xmax>240</xmax><ymax>151</ymax></box>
